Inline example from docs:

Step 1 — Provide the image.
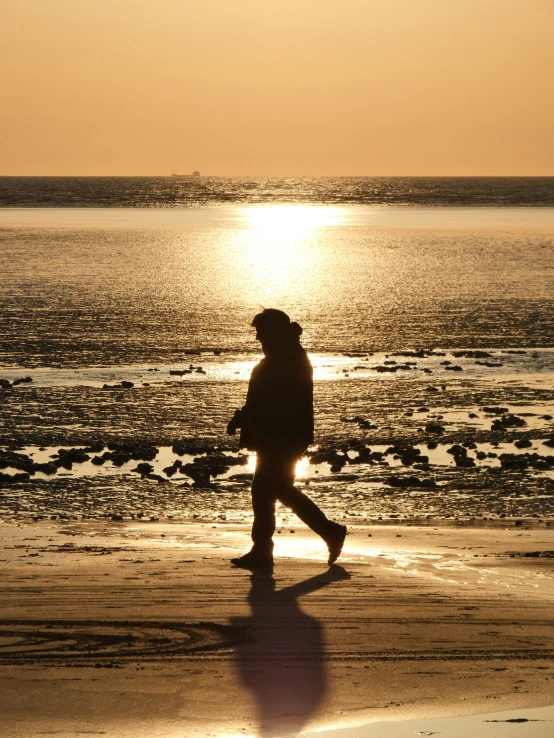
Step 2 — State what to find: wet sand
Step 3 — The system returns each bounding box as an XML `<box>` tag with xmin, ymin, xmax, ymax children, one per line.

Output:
<box><xmin>1</xmin><ymin>520</ymin><xmax>553</xmax><ymax>737</ymax></box>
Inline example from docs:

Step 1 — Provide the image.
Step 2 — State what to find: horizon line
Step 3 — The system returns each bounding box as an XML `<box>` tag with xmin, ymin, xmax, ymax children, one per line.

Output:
<box><xmin>1</xmin><ymin>174</ymin><xmax>554</xmax><ymax>179</ymax></box>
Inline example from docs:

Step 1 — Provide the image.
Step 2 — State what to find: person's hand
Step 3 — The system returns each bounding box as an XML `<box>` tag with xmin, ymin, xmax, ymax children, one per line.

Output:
<box><xmin>227</xmin><ymin>409</ymin><xmax>242</xmax><ymax>436</ymax></box>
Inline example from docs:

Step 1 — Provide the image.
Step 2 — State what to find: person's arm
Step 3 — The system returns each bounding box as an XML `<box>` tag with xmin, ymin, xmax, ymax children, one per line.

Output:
<box><xmin>226</xmin><ymin>362</ymin><xmax>261</xmax><ymax>435</ymax></box>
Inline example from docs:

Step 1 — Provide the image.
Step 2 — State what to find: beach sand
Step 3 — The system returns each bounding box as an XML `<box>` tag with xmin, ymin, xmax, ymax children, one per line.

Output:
<box><xmin>1</xmin><ymin>520</ymin><xmax>553</xmax><ymax>737</ymax></box>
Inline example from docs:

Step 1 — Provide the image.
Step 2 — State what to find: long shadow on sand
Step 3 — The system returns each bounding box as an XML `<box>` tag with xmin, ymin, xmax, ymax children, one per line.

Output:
<box><xmin>231</xmin><ymin>566</ymin><xmax>350</xmax><ymax>737</ymax></box>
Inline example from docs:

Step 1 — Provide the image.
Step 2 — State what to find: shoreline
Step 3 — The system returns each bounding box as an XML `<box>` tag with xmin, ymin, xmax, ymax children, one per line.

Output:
<box><xmin>2</xmin><ymin>520</ymin><xmax>553</xmax><ymax>736</ymax></box>
<box><xmin>311</xmin><ymin>703</ymin><xmax>554</xmax><ymax>738</ymax></box>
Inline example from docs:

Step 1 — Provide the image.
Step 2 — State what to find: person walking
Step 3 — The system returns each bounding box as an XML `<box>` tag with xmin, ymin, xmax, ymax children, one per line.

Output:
<box><xmin>227</xmin><ymin>309</ymin><xmax>346</xmax><ymax>569</ymax></box>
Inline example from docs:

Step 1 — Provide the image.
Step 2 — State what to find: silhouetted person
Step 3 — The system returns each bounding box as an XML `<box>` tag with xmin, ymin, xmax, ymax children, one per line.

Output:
<box><xmin>227</xmin><ymin>309</ymin><xmax>346</xmax><ymax>569</ymax></box>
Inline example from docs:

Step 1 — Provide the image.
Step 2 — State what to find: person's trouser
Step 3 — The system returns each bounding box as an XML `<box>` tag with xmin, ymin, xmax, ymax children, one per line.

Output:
<box><xmin>251</xmin><ymin>451</ymin><xmax>332</xmax><ymax>556</ymax></box>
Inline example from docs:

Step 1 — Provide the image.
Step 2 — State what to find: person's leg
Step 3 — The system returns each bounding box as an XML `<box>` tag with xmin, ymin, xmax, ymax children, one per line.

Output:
<box><xmin>277</xmin><ymin>472</ymin><xmax>333</xmax><ymax>538</ymax></box>
<box><xmin>231</xmin><ymin>452</ymin><xmax>280</xmax><ymax>567</ymax></box>
<box><xmin>276</xmin><ymin>454</ymin><xmax>347</xmax><ymax>564</ymax></box>
<box><xmin>250</xmin><ymin>453</ymin><xmax>278</xmax><ymax>557</ymax></box>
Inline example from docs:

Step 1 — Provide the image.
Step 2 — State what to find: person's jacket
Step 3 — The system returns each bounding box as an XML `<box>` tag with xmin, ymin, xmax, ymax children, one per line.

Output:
<box><xmin>238</xmin><ymin>345</ymin><xmax>314</xmax><ymax>455</ymax></box>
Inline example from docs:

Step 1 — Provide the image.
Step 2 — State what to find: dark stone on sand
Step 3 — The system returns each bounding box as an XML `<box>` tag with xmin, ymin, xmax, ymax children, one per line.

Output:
<box><xmin>180</xmin><ymin>451</ymin><xmax>246</xmax><ymax>483</ymax></box>
<box><xmin>163</xmin><ymin>465</ymin><xmax>177</xmax><ymax>477</ymax></box>
<box><xmin>182</xmin><ymin>465</ymin><xmax>211</xmax><ymax>486</ymax></box>
<box><xmin>425</xmin><ymin>422</ymin><xmax>445</xmax><ymax>434</ymax></box>
<box><xmin>57</xmin><ymin>448</ymin><xmax>90</xmax><ymax>464</ymax></box>
<box><xmin>514</xmin><ymin>439</ymin><xmax>533</xmax><ymax>449</ymax></box>
<box><xmin>544</xmin><ymin>437</ymin><xmax>554</xmax><ymax>448</ymax></box>
<box><xmin>444</xmin><ymin>365</ymin><xmax>463</xmax><ymax>371</ymax></box>
<box><xmin>84</xmin><ymin>443</ymin><xmax>104</xmax><ymax>453</ymax></box>
<box><xmin>111</xmin><ymin>513</ymin><xmax>124</xmax><ymax>521</ymax></box>
<box><xmin>0</xmin><ymin>450</ymin><xmax>35</xmax><ymax>473</ymax></box>
<box><xmin>120</xmin><ymin>381</ymin><xmax>134</xmax><ymax>388</ymax></box>
<box><xmin>499</xmin><ymin>454</ymin><xmax>530</xmax><ymax>470</ymax></box>
<box><xmin>452</xmin><ymin>350</ymin><xmax>492</xmax><ymax>358</ymax></box>
<box><xmin>491</xmin><ymin>414</ymin><xmax>527</xmax><ymax>431</ymax></box>
<box><xmin>13</xmin><ymin>376</ymin><xmax>33</xmax><ymax>385</ymax></box>
<box><xmin>307</xmin><ymin>447</ymin><xmax>347</xmax><ymax>470</ymax></box>
<box><xmin>103</xmin><ymin>443</ymin><xmax>157</xmax><ymax>462</ymax></box>
<box><xmin>347</xmin><ymin>446</ymin><xmax>374</xmax><ymax>464</ymax></box>
<box><xmin>132</xmin><ymin>462</ymin><xmax>154</xmax><ymax>476</ymax></box>
<box><xmin>129</xmin><ymin>444</ymin><xmax>158</xmax><ymax>461</ymax></box>
<box><xmin>373</xmin><ymin>365</ymin><xmax>398</xmax><ymax>372</ymax></box>
<box><xmin>500</xmin><ymin>452</ymin><xmax>554</xmax><ymax>471</ymax></box>
<box><xmin>401</xmin><ymin>448</ymin><xmax>426</xmax><ymax>465</ymax></box>
<box><xmin>447</xmin><ymin>444</ymin><xmax>476</xmax><ymax>468</ymax></box>
<box><xmin>0</xmin><ymin>471</ymin><xmax>30</xmax><ymax>483</ymax></box>
<box><xmin>111</xmin><ymin>452</ymin><xmax>132</xmax><ymax>466</ymax></box>
<box><xmin>91</xmin><ymin>456</ymin><xmax>106</xmax><ymax>465</ymax></box>
<box><xmin>482</xmin><ymin>406</ymin><xmax>508</xmax><ymax>415</ymax></box>
<box><xmin>32</xmin><ymin>462</ymin><xmax>58</xmax><ymax>475</ymax></box>
<box><xmin>425</xmin><ymin>386</ymin><xmax>439</xmax><ymax>392</ymax></box>
<box><xmin>0</xmin><ymin>378</ymin><xmax>11</xmax><ymax>388</ymax></box>
<box><xmin>172</xmin><ymin>441</ymin><xmax>208</xmax><ymax>456</ymax></box>
<box><xmin>427</xmin><ymin>440</ymin><xmax>438</xmax><ymax>449</ymax></box>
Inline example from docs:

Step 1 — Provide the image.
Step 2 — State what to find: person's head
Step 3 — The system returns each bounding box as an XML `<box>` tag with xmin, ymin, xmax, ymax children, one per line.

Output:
<box><xmin>251</xmin><ymin>309</ymin><xmax>303</xmax><ymax>355</ymax></box>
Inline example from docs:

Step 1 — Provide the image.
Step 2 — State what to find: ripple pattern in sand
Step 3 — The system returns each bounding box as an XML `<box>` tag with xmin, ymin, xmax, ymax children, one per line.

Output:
<box><xmin>0</xmin><ymin>620</ymin><xmax>249</xmax><ymax>665</ymax></box>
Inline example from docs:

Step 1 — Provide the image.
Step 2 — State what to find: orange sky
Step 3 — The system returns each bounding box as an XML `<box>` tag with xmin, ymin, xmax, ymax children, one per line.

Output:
<box><xmin>1</xmin><ymin>0</ymin><xmax>553</xmax><ymax>176</ymax></box>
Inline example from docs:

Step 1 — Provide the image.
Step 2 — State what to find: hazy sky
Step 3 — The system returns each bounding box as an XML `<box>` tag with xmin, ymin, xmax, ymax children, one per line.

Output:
<box><xmin>1</xmin><ymin>0</ymin><xmax>553</xmax><ymax>175</ymax></box>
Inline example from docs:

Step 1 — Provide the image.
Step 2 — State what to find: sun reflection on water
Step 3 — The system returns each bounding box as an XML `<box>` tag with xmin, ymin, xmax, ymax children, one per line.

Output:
<box><xmin>242</xmin><ymin>205</ymin><xmax>345</xmax><ymax>235</ymax></box>
<box><xmin>232</xmin><ymin>205</ymin><xmax>345</xmax><ymax>299</ymax></box>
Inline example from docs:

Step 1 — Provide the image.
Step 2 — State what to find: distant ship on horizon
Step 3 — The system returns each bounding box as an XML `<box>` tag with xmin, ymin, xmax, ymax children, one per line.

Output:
<box><xmin>171</xmin><ymin>170</ymin><xmax>201</xmax><ymax>178</ymax></box>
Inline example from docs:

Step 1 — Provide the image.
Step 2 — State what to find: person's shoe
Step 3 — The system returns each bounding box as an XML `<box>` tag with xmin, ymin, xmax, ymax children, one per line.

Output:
<box><xmin>231</xmin><ymin>551</ymin><xmax>274</xmax><ymax>570</ymax></box>
<box><xmin>325</xmin><ymin>523</ymin><xmax>347</xmax><ymax>565</ymax></box>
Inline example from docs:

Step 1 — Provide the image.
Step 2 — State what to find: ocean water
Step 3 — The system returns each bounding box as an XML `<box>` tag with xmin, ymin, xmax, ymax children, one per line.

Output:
<box><xmin>1</xmin><ymin>204</ymin><xmax>554</xmax><ymax>367</ymax></box>
<box><xmin>1</xmin><ymin>179</ymin><xmax>554</xmax><ymax>522</ymax></box>
<box><xmin>1</xmin><ymin>176</ymin><xmax>554</xmax><ymax>207</ymax></box>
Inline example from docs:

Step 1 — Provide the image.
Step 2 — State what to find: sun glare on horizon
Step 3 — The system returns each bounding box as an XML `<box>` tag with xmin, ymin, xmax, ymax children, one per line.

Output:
<box><xmin>243</xmin><ymin>205</ymin><xmax>344</xmax><ymax>236</ymax></box>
